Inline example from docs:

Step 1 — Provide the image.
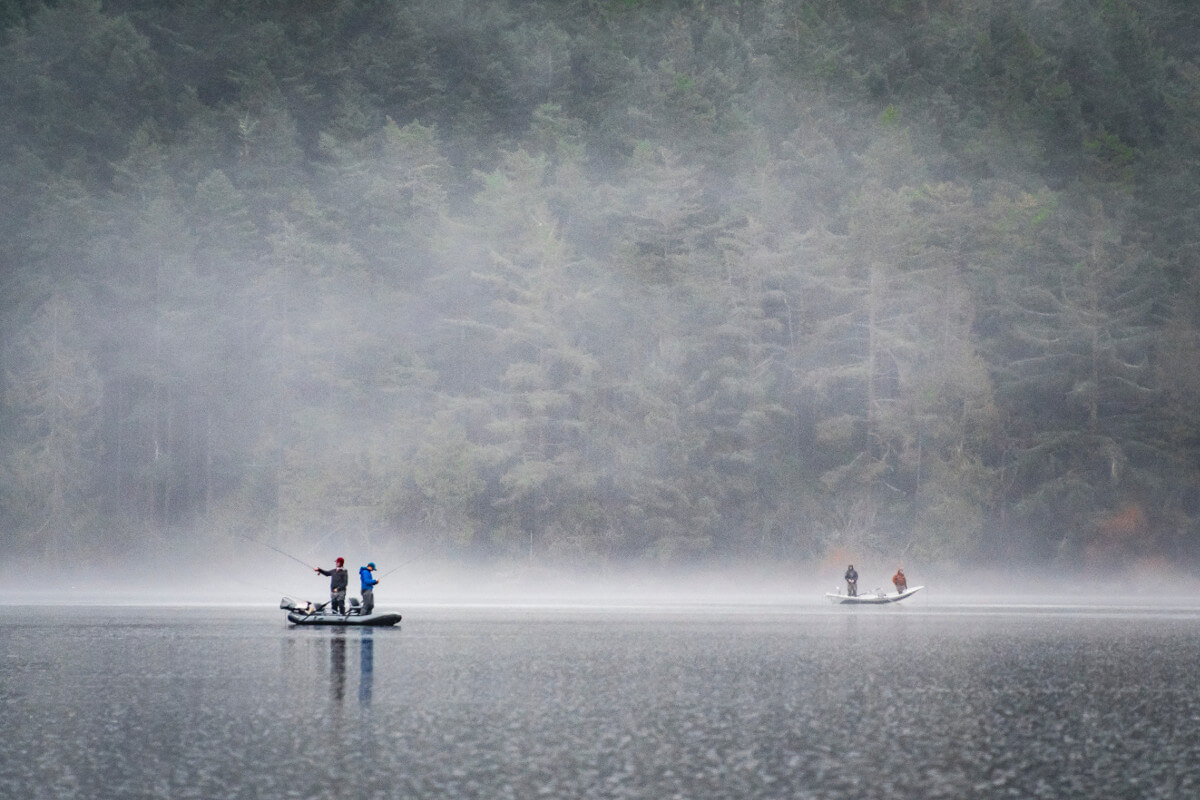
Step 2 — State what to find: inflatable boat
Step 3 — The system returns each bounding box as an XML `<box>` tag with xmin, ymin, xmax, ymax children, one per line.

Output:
<box><xmin>280</xmin><ymin>597</ymin><xmax>402</xmax><ymax>626</ymax></box>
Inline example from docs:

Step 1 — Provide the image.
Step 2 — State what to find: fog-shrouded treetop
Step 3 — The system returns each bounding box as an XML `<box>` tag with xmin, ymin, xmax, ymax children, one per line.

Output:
<box><xmin>2</xmin><ymin>0</ymin><xmax>1198</xmax><ymax>580</ymax></box>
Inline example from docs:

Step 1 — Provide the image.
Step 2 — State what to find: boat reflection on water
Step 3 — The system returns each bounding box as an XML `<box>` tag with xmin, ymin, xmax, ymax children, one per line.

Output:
<box><xmin>323</xmin><ymin>630</ymin><xmax>374</xmax><ymax>708</ymax></box>
<box><xmin>359</xmin><ymin>632</ymin><xmax>373</xmax><ymax>708</ymax></box>
<box><xmin>330</xmin><ymin>629</ymin><xmax>347</xmax><ymax>703</ymax></box>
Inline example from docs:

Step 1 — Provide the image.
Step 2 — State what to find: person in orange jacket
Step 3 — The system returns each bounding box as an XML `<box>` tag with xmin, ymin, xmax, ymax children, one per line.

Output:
<box><xmin>892</xmin><ymin>568</ymin><xmax>908</xmax><ymax>594</ymax></box>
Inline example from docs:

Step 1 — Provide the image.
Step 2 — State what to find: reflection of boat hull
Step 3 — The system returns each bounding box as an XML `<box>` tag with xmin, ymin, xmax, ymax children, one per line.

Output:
<box><xmin>287</xmin><ymin>611</ymin><xmax>402</xmax><ymax>626</ymax></box>
<box><xmin>826</xmin><ymin>586</ymin><xmax>925</xmax><ymax>605</ymax></box>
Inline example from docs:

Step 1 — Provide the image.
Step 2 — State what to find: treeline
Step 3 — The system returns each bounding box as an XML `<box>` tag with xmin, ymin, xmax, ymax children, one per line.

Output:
<box><xmin>2</xmin><ymin>0</ymin><xmax>1199</xmax><ymax>572</ymax></box>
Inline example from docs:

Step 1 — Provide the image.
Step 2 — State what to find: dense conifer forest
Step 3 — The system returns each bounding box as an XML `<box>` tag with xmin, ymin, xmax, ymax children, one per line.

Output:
<box><xmin>2</xmin><ymin>0</ymin><xmax>1199</xmax><ymax>575</ymax></box>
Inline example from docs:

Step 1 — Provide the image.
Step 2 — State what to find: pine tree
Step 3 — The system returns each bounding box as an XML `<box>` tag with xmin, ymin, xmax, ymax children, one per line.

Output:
<box><xmin>2</xmin><ymin>295</ymin><xmax>102</xmax><ymax>559</ymax></box>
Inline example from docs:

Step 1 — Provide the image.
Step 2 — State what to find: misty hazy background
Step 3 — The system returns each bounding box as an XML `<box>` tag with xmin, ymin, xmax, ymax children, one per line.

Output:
<box><xmin>2</xmin><ymin>0</ymin><xmax>1199</xmax><ymax>600</ymax></box>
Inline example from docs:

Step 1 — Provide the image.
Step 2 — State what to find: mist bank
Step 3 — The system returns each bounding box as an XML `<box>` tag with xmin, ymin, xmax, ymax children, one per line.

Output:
<box><xmin>3</xmin><ymin>1</ymin><xmax>1200</xmax><ymax>574</ymax></box>
<box><xmin>2</xmin><ymin>546</ymin><xmax>1197</xmax><ymax>610</ymax></box>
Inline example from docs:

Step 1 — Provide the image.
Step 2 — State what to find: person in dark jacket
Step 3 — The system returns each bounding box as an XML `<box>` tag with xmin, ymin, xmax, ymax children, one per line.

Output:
<box><xmin>844</xmin><ymin>565</ymin><xmax>859</xmax><ymax>597</ymax></box>
<box><xmin>359</xmin><ymin>562</ymin><xmax>379</xmax><ymax>615</ymax></box>
<box><xmin>315</xmin><ymin>557</ymin><xmax>349</xmax><ymax>613</ymax></box>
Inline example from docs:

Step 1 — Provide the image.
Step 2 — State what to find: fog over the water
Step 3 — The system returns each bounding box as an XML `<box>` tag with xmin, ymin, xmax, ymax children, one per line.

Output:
<box><xmin>5</xmin><ymin>549</ymin><xmax>1199</xmax><ymax>610</ymax></box>
<box><xmin>2</xmin><ymin>2</ymin><xmax>1200</xmax><ymax>596</ymax></box>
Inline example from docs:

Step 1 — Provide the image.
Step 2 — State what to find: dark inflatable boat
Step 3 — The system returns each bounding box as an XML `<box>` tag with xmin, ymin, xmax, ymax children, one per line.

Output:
<box><xmin>280</xmin><ymin>597</ymin><xmax>402</xmax><ymax>626</ymax></box>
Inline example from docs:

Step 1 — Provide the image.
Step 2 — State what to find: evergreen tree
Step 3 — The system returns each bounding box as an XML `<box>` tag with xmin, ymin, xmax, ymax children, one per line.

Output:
<box><xmin>2</xmin><ymin>295</ymin><xmax>102</xmax><ymax>559</ymax></box>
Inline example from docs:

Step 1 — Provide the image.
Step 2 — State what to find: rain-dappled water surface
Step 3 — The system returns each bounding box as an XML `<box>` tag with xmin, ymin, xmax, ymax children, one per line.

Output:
<box><xmin>1</xmin><ymin>603</ymin><xmax>1198</xmax><ymax>799</ymax></box>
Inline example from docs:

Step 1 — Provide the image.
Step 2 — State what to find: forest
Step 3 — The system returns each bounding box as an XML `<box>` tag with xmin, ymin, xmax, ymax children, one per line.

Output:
<box><xmin>2</xmin><ymin>0</ymin><xmax>1199</xmax><ymax>576</ymax></box>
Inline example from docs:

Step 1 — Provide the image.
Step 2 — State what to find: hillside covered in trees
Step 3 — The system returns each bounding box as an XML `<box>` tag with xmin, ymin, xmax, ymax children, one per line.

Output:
<box><xmin>2</xmin><ymin>0</ymin><xmax>1199</xmax><ymax>576</ymax></box>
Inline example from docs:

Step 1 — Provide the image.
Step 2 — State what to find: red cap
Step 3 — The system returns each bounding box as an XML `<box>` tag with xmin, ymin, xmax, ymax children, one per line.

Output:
<box><xmin>335</xmin><ymin>557</ymin><xmax>344</xmax><ymax>566</ymax></box>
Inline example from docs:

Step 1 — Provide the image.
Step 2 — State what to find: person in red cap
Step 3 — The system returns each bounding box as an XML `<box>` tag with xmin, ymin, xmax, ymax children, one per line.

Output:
<box><xmin>315</xmin><ymin>557</ymin><xmax>349</xmax><ymax>614</ymax></box>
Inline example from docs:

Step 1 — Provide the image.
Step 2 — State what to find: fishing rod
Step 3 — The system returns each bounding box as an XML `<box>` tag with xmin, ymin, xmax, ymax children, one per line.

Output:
<box><xmin>377</xmin><ymin>548</ymin><xmax>432</xmax><ymax>579</ymax></box>
<box><xmin>236</xmin><ymin>530</ymin><xmax>426</xmax><ymax>579</ymax></box>
<box><xmin>236</xmin><ymin>533</ymin><xmax>316</xmax><ymax>571</ymax></box>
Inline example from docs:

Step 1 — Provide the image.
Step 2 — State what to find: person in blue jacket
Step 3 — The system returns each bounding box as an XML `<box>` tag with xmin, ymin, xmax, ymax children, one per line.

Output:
<box><xmin>359</xmin><ymin>562</ymin><xmax>379</xmax><ymax>615</ymax></box>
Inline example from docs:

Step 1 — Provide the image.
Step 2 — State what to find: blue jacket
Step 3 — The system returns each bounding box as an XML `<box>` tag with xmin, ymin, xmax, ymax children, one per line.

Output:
<box><xmin>360</xmin><ymin>566</ymin><xmax>378</xmax><ymax>592</ymax></box>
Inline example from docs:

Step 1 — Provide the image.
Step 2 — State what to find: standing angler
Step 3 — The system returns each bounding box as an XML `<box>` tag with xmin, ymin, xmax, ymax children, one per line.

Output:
<box><xmin>359</xmin><ymin>562</ymin><xmax>379</xmax><ymax>615</ymax></box>
<box><xmin>315</xmin><ymin>557</ymin><xmax>349</xmax><ymax>614</ymax></box>
<box><xmin>844</xmin><ymin>564</ymin><xmax>859</xmax><ymax>597</ymax></box>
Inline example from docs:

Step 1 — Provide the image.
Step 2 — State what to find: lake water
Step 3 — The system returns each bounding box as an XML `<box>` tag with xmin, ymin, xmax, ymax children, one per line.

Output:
<box><xmin>1</xmin><ymin>602</ymin><xmax>1198</xmax><ymax>799</ymax></box>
